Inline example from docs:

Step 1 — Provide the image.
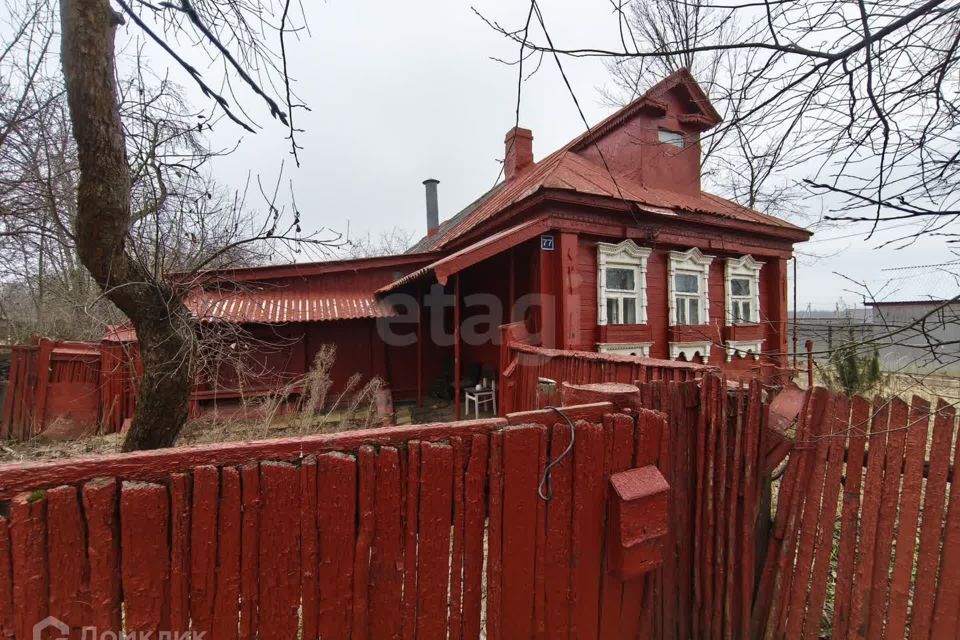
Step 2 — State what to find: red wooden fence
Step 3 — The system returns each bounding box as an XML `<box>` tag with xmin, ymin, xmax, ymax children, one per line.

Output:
<box><xmin>0</xmin><ymin>400</ymin><xmax>679</xmax><ymax>640</ymax></box>
<box><xmin>635</xmin><ymin>376</ymin><xmax>768</xmax><ymax>640</ymax></box>
<box><xmin>753</xmin><ymin>388</ymin><xmax>960</xmax><ymax>640</ymax></box>
<box><xmin>1</xmin><ymin>338</ymin><xmax>138</xmax><ymax>439</ymax></box>
<box><xmin>0</xmin><ymin>372</ymin><xmax>774</xmax><ymax>640</ymax></box>
<box><xmin>499</xmin><ymin>339</ymin><xmax>714</xmax><ymax>415</ymax></box>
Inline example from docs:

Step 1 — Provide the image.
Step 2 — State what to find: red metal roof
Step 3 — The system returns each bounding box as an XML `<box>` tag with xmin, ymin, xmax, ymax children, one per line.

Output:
<box><xmin>378</xmin><ymin>218</ymin><xmax>552</xmax><ymax>294</ymax></box>
<box><xmin>186</xmin><ymin>286</ymin><xmax>396</xmax><ymax>323</ymax></box>
<box><xmin>412</xmin><ymin>70</ymin><xmax>809</xmax><ymax>253</ymax></box>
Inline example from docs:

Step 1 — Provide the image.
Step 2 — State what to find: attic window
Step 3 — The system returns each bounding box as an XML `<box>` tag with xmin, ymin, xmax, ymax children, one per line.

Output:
<box><xmin>658</xmin><ymin>129</ymin><xmax>684</xmax><ymax>148</ymax></box>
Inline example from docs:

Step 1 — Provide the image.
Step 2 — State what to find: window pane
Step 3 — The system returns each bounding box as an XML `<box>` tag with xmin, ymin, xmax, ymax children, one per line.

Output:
<box><xmin>675</xmin><ymin>273</ymin><xmax>699</xmax><ymax>293</ymax></box>
<box><xmin>607</xmin><ymin>298</ymin><xmax>620</xmax><ymax>324</ymax></box>
<box><xmin>732</xmin><ymin>301</ymin><xmax>742</xmax><ymax>323</ymax></box>
<box><xmin>658</xmin><ymin>129</ymin><xmax>684</xmax><ymax>147</ymax></box>
<box><xmin>689</xmin><ymin>300</ymin><xmax>700</xmax><ymax>325</ymax></box>
<box><xmin>606</xmin><ymin>268</ymin><xmax>635</xmax><ymax>291</ymax></box>
<box><xmin>742</xmin><ymin>301</ymin><xmax>751</xmax><ymax>322</ymax></box>
<box><xmin>623</xmin><ymin>298</ymin><xmax>637</xmax><ymax>324</ymax></box>
<box><xmin>731</xmin><ymin>278</ymin><xmax>751</xmax><ymax>296</ymax></box>
<box><xmin>676</xmin><ymin>297</ymin><xmax>686</xmax><ymax>324</ymax></box>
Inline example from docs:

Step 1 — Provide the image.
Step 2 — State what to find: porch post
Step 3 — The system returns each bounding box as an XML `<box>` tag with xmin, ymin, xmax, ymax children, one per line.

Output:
<box><xmin>417</xmin><ymin>281</ymin><xmax>424</xmax><ymax>408</ymax></box>
<box><xmin>508</xmin><ymin>247</ymin><xmax>515</xmax><ymax>322</ymax></box>
<box><xmin>454</xmin><ymin>273</ymin><xmax>461</xmax><ymax>421</ymax></box>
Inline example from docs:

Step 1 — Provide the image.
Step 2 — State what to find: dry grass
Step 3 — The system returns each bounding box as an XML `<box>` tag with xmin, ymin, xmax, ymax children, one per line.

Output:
<box><xmin>0</xmin><ymin>345</ymin><xmax>386</xmax><ymax>464</ymax></box>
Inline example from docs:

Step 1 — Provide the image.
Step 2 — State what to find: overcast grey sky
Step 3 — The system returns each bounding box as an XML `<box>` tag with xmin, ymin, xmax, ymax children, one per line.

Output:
<box><xmin>124</xmin><ymin>0</ymin><xmax>957</xmax><ymax>310</ymax></box>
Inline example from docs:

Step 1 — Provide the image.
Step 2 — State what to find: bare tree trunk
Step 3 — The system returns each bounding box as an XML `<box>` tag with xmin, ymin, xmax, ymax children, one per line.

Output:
<box><xmin>60</xmin><ymin>0</ymin><xmax>196</xmax><ymax>451</ymax></box>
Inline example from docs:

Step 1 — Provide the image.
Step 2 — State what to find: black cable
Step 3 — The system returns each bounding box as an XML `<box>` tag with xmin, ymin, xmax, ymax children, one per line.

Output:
<box><xmin>538</xmin><ymin>406</ymin><xmax>576</xmax><ymax>501</ymax></box>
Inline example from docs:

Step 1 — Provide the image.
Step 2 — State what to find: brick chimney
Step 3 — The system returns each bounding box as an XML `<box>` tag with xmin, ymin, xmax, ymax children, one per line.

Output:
<box><xmin>504</xmin><ymin>127</ymin><xmax>534</xmax><ymax>180</ymax></box>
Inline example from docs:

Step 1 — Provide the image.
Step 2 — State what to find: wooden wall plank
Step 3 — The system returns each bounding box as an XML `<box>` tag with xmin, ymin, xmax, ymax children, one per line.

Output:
<box><xmin>212</xmin><ymin>467</ymin><xmax>242</xmax><ymax>640</ymax></box>
<box><xmin>46</xmin><ymin>486</ymin><xmax>88</xmax><ymax>637</ymax></box>
<box><xmin>317</xmin><ymin>452</ymin><xmax>356</xmax><ymax>640</ymax></box>
<box><xmin>415</xmin><ymin>441</ymin><xmax>454</xmax><ymax>640</ymax></box>
<box><xmin>532</xmin><ymin>427</ymin><xmax>549</xmax><ymax>639</ymax></box>
<box><xmin>885</xmin><ymin>397</ymin><xmax>931</xmax><ymax>639</ymax></box>
<box><xmin>739</xmin><ymin>382</ymin><xmax>764</xmax><ymax>640</ymax></box>
<box><xmin>258</xmin><ymin>461</ymin><xmax>301</xmax><ymax>640</ymax></box>
<box><xmin>801</xmin><ymin>396</ymin><xmax>849</xmax><ymax>640</ymax></box>
<box><xmin>867</xmin><ymin>397</ymin><xmax>910</xmax><ymax>639</ymax></box>
<box><xmin>402</xmin><ymin>444</ymin><xmax>420</xmax><ymax>640</ymax></box>
<box><xmin>449</xmin><ymin>438</ymin><xmax>467</xmax><ymax>640</ymax></box>
<box><xmin>370</xmin><ymin>446</ymin><xmax>403</xmax><ymax>640</ymax></box>
<box><xmin>571</xmin><ymin>420</ymin><xmax>605</xmax><ymax>639</ymax></box>
<box><xmin>486</xmin><ymin>432</ymin><xmax>504</xmax><ymax>640</ymax></box>
<box><xmin>911</xmin><ymin>400</ymin><xmax>956</xmax><ymax>640</ymax></box>
<box><xmin>499</xmin><ymin>426</ymin><xmax>542</xmax><ymax>639</ymax></box>
<box><xmin>711</xmin><ymin>376</ymin><xmax>730</xmax><ymax>640</ymax></box>
<box><xmin>352</xmin><ymin>446</ymin><xmax>376</xmax><ymax>639</ymax></box>
<box><xmin>831</xmin><ymin>397</ymin><xmax>869</xmax><ymax>640</ymax></box>
<box><xmin>598</xmin><ymin>413</ymin><xmax>638</xmax><ymax>640</ymax></box>
<box><xmin>932</xmin><ymin>406</ymin><xmax>960</xmax><ymax>640</ymax></box>
<box><xmin>239</xmin><ymin>463</ymin><xmax>261</xmax><ymax>640</ymax></box>
<box><xmin>190</xmin><ymin>465</ymin><xmax>220</xmax><ymax>639</ymax></box>
<box><xmin>544</xmin><ymin>422</ymin><xmax>574</xmax><ymax>639</ymax></box>
<box><xmin>82</xmin><ymin>478</ymin><xmax>121</xmax><ymax>635</ymax></box>
<box><xmin>10</xmin><ymin>492</ymin><xmax>48</xmax><ymax>640</ymax></box>
<box><xmin>120</xmin><ymin>481</ymin><xmax>170</xmax><ymax>636</ymax></box>
<box><xmin>0</xmin><ymin>517</ymin><xmax>13</xmax><ymax>640</ymax></box>
<box><xmin>462</xmin><ymin>434</ymin><xmax>489</xmax><ymax>640</ymax></box>
<box><xmin>848</xmin><ymin>399</ymin><xmax>890</xmax><ymax>638</ymax></box>
<box><xmin>300</xmin><ymin>457</ymin><xmax>319</xmax><ymax>640</ymax></box>
<box><xmin>723</xmin><ymin>386</ymin><xmax>745</xmax><ymax>640</ymax></box>
<box><xmin>169</xmin><ymin>473</ymin><xmax>192</xmax><ymax>636</ymax></box>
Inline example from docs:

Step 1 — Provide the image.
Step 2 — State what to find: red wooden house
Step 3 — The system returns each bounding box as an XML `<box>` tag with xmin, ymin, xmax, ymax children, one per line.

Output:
<box><xmin>181</xmin><ymin>69</ymin><xmax>810</xmax><ymax>416</ymax></box>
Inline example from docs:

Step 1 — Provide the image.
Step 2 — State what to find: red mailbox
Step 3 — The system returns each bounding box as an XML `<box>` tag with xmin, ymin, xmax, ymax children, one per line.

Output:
<box><xmin>607</xmin><ymin>465</ymin><xmax>670</xmax><ymax>580</ymax></box>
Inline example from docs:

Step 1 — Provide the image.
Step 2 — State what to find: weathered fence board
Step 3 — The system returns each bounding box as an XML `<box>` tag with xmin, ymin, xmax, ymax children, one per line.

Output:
<box><xmin>754</xmin><ymin>389</ymin><xmax>960</xmax><ymax>640</ymax></box>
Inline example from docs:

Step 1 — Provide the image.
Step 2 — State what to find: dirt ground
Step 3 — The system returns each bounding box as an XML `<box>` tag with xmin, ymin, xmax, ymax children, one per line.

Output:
<box><xmin>0</xmin><ymin>398</ymin><xmax>471</xmax><ymax>464</ymax></box>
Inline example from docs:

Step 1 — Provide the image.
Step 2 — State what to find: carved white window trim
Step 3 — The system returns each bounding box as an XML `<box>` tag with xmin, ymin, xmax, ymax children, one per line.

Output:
<box><xmin>725</xmin><ymin>340</ymin><xmax>763</xmax><ymax>362</ymax></box>
<box><xmin>668</xmin><ymin>247</ymin><xmax>714</xmax><ymax>326</ymax></box>
<box><xmin>597</xmin><ymin>342</ymin><xmax>653</xmax><ymax>358</ymax></box>
<box><xmin>725</xmin><ymin>255</ymin><xmax>764</xmax><ymax>324</ymax></box>
<box><xmin>669</xmin><ymin>341</ymin><xmax>712</xmax><ymax>364</ymax></box>
<box><xmin>597</xmin><ymin>240</ymin><xmax>652</xmax><ymax>326</ymax></box>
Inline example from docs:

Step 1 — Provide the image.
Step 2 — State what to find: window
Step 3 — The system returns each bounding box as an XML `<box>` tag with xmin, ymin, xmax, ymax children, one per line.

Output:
<box><xmin>598</xmin><ymin>240</ymin><xmax>651</xmax><ymax>326</ymax></box>
<box><xmin>658</xmin><ymin>129</ymin><xmax>684</xmax><ymax>148</ymax></box>
<box><xmin>674</xmin><ymin>271</ymin><xmax>702</xmax><ymax>325</ymax></box>
<box><xmin>725</xmin><ymin>256</ymin><xmax>764</xmax><ymax>324</ymax></box>
<box><xmin>669</xmin><ymin>248</ymin><xmax>713</xmax><ymax>326</ymax></box>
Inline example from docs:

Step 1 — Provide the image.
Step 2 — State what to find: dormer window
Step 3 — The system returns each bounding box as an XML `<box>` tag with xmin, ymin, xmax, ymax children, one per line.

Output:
<box><xmin>597</xmin><ymin>240</ymin><xmax>651</xmax><ymax>325</ymax></box>
<box><xmin>725</xmin><ymin>256</ymin><xmax>764</xmax><ymax>324</ymax></box>
<box><xmin>669</xmin><ymin>248</ymin><xmax>713</xmax><ymax>326</ymax></box>
<box><xmin>658</xmin><ymin>129</ymin><xmax>684</xmax><ymax>148</ymax></box>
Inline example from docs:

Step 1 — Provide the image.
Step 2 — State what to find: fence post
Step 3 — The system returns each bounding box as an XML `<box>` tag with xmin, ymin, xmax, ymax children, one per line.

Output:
<box><xmin>33</xmin><ymin>338</ymin><xmax>54</xmax><ymax>435</ymax></box>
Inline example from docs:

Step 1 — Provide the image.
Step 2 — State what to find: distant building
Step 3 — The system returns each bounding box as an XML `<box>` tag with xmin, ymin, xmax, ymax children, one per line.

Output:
<box><xmin>791</xmin><ymin>307</ymin><xmax>873</xmax><ymax>362</ymax></box>
<box><xmin>867</xmin><ymin>300</ymin><xmax>960</xmax><ymax>377</ymax></box>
